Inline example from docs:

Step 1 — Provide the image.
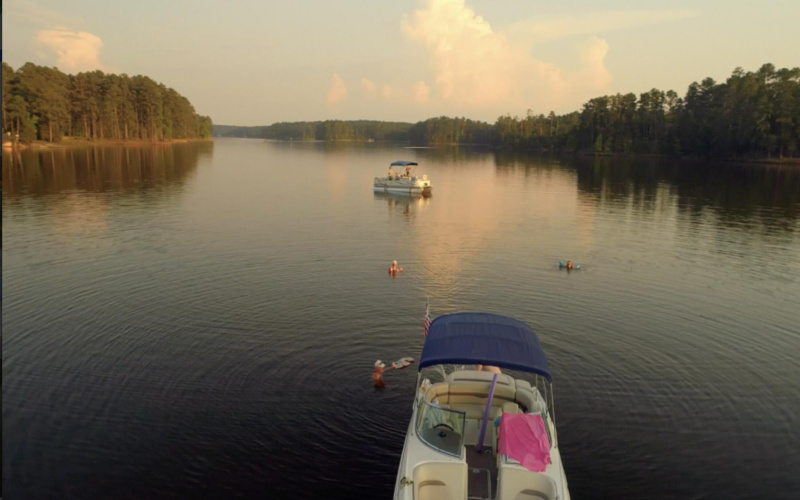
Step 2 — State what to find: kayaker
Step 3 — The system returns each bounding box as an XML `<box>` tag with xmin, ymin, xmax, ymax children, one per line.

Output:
<box><xmin>566</xmin><ymin>260</ymin><xmax>575</xmax><ymax>271</ymax></box>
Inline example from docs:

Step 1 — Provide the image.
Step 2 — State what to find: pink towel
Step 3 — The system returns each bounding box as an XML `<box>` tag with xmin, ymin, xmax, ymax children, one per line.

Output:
<box><xmin>497</xmin><ymin>413</ymin><xmax>551</xmax><ymax>472</ymax></box>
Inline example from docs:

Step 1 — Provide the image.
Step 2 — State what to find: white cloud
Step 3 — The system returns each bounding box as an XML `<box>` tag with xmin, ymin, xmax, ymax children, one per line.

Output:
<box><xmin>334</xmin><ymin>1</ymin><xmax>699</xmax><ymax>118</ymax></box>
<box><xmin>412</xmin><ymin>81</ymin><xmax>431</xmax><ymax>103</ymax></box>
<box><xmin>382</xmin><ymin>84</ymin><xmax>397</xmax><ymax>99</ymax></box>
<box><xmin>326</xmin><ymin>73</ymin><xmax>348</xmax><ymax>107</ymax></box>
<box><xmin>576</xmin><ymin>37</ymin><xmax>612</xmax><ymax>92</ymax></box>
<box><xmin>361</xmin><ymin>78</ymin><xmax>376</xmax><ymax>94</ymax></box>
<box><xmin>35</xmin><ymin>29</ymin><xmax>108</xmax><ymax>72</ymax></box>
<box><xmin>400</xmin><ymin>0</ymin><xmax>569</xmax><ymax>110</ymax></box>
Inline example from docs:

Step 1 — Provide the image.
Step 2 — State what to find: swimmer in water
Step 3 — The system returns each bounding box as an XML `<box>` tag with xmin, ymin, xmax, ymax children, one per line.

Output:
<box><xmin>388</xmin><ymin>260</ymin><xmax>403</xmax><ymax>275</ymax></box>
<box><xmin>373</xmin><ymin>360</ymin><xmax>386</xmax><ymax>388</ymax></box>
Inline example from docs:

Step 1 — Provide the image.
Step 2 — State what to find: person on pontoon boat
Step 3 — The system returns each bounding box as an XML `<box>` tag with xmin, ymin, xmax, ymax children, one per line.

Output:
<box><xmin>476</xmin><ymin>364</ymin><xmax>502</xmax><ymax>374</ymax></box>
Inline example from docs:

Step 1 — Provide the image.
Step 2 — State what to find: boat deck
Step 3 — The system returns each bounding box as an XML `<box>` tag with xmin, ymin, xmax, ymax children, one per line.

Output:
<box><xmin>465</xmin><ymin>445</ymin><xmax>497</xmax><ymax>500</ymax></box>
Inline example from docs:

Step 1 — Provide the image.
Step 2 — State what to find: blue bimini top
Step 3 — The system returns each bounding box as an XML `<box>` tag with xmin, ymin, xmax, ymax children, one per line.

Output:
<box><xmin>419</xmin><ymin>312</ymin><xmax>552</xmax><ymax>381</ymax></box>
<box><xmin>390</xmin><ymin>161</ymin><xmax>418</xmax><ymax>166</ymax></box>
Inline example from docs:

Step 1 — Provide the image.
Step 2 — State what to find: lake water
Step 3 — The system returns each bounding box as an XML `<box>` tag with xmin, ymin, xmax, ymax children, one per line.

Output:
<box><xmin>3</xmin><ymin>139</ymin><xmax>799</xmax><ymax>499</ymax></box>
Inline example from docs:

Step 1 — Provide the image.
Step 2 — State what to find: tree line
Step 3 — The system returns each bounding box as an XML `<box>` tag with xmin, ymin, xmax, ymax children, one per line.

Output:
<box><xmin>2</xmin><ymin>62</ymin><xmax>213</xmax><ymax>144</ymax></box>
<box><xmin>216</xmin><ymin>63</ymin><xmax>799</xmax><ymax>159</ymax></box>
<box><xmin>565</xmin><ymin>63</ymin><xmax>800</xmax><ymax>159</ymax></box>
<box><xmin>215</xmin><ymin>120</ymin><xmax>412</xmax><ymax>142</ymax></box>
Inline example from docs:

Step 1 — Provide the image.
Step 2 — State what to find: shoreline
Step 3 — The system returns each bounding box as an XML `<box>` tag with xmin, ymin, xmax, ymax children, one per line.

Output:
<box><xmin>2</xmin><ymin>137</ymin><xmax>212</xmax><ymax>151</ymax></box>
<box><xmin>561</xmin><ymin>150</ymin><xmax>800</xmax><ymax>165</ymax></box>
<box><xmin>222</xmin><ymin>138</ymin><xmax>799</xmax><ymax>166</ymax></box>
<box><xmin>7</xmin><ymin>137</ymin><xmax>797</xmax><ymax>165</ymax></box>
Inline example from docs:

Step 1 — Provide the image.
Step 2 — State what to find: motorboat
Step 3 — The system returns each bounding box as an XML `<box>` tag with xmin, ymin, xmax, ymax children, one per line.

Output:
<box><xmin>393</xmin><ymin>313</ymin><xmax>570</xmax><ymax>500</ymax></box>
<box><xmin>374</xmin><ymin>161</ymin><xmax>432</xmax><ymax>197</ymax></box>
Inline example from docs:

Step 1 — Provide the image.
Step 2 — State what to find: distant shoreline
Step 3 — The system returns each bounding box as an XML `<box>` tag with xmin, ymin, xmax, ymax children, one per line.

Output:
<box><xmin>2</xmin><ymin>137</ymin><xmax>213</xmax><ymax>151</ymax></box>
<box><xmin>530</xmin><ymin>149</ymin><xmax>800</xmax><ymax>166</ymax></box>
<box><xmin>214</xmin><ymin>137</ymin><xmax>800</xmax><ymax>166</ymax></box>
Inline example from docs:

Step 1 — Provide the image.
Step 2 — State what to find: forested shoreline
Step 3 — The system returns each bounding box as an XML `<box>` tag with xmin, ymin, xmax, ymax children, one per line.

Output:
<box><xmin>214</xmin><ymin>120</ymin><xmax>410</xmax><ymax>142</ymax></box>
<box><xmin>2</xmin><ymin>62</ymin><xmax>212</xmax><ymax>145</ymax></box>
<box><xmin>217</xmin><ymin>63</ymin><xmax>800</xmax><ymax>160</ymax></box>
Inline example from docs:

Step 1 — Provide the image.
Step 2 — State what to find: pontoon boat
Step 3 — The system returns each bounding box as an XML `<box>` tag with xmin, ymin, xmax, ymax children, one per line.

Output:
<box><xmin>374</xmin><ymin>161</ymin><xmax>432</xmax><ymax>197</ymax></box>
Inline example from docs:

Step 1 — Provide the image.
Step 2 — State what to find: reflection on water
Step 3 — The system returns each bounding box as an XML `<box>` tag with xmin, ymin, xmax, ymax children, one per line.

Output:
<box><xmin>495</xmin><ymin>152</ymin><xmax>800</xmax><ymax>228</ymax></box>
<box><xmin>374</xmin><ymin>192</ymin><xmax>430</xmax><ymax>219</ymax></box>
<box><xmin>3</xmin><ymin>140</ymin><xmax>799</xmax><ymax>499</ymax></box>
<box><xmin>2</xmin><ymin>142</ymin><xmax>212</xmax><ymax>198</ymax></box>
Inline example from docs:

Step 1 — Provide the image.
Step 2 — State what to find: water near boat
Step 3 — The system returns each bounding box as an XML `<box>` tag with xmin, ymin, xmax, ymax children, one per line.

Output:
<box><xmin>3</xmin><ymin>139</ymin><xmax>799</xmax><ymax>499</ymax></box>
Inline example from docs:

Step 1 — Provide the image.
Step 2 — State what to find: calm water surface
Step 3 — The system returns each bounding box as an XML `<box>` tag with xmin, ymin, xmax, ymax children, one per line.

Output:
<box><xmin>3</xmin><ymin>139</ymin><xmax>799</xmax><ymax>499</ymax></box>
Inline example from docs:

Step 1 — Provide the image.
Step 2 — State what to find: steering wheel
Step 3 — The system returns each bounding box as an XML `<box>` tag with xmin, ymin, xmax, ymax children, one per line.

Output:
<box><xmin>433</xmin><ymin>423</ymin><xmax>454</xmax><ymax>432</ymax></box>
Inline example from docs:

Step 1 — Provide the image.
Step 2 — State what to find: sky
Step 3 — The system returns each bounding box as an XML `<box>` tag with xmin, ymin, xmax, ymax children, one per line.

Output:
<box><xmin>4</xmin><ymin>0</ymin><xmax>799</xmax><ymax>126</ymax></box>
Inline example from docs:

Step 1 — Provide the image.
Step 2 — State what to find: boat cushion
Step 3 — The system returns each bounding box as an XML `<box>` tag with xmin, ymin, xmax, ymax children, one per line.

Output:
<box><xmin>447</xmin><ymin>382</ymin><xmax>516</xmax><ymax>404</ymax></box>
<box><xmin>447</xmin><ymin>403</ymin><xmax>503</xmax><ymax>421</ymax></box>
<box><xmin>496</xmin><ymin>467</ymin><xmax>557</xmax><ymax>500</ymax></box>
<box><xmin>514</xmin><ymin>379</ymin><xmax>532</xmax><ymax>392</ymax></box>
<box><xmin>447</xmin><ymin>370</ymin><xmax>516</xmax><ymax>389</ymax></box>
<box><xmin>417</xmin><ymin>482</ymin><xmax>453</xmax><ymax>500</ymax></box>
<box><xmin>413</xmin><ymin>462</ymin><xmax>467</xmax><ymax>500</ymax></box>
<box><xmin>426</xmin><ymin>383</ymin><xmax>450</xmax><ymax>403</ymax></box>
<box><xmin>515</xmin><ymin>389</ymin><xmax>545</xmax><ymax>414</ymax></box>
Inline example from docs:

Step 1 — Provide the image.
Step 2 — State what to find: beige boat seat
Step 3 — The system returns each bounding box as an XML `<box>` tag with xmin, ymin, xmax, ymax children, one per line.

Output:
<box><xmin>448</xmin><ymin>382</ymin><xmax>516</xmax><ymax>405</ymax></box>
<box><xmin>447</xmin><ymin>370</ymin><xmax>516</xmax><ymax>389</ymax></box>
<box><xmin>514</xmin><ymin>379</ymin><xmax>532</xmax><ymax>392</ymax></box>
<box><xmin>497</xmin><ymin>467</ymin><xmax>558</xmax><ymax>500</ymax></box>
<box><xmin>413</xmin><ymin>462</ymin><xmax>468</xmax><ymax>500</ymax></box>
<box><xmin>515</xmin><ymin>388</ymin><xmax>546</xmax><ymax>414</ymax></box>
<box><xmin>417</xmin><ymin>480</ymin><xmax>452</xmax><ymax>500</ymax></box>
<box><xmin>426</xmin><ymin>381</ymin><xmax>516</xmax><ymax>408</ymax></box>
<box><xmin>425</xmin><ymin>383</ymin><xmax>450</xmax><ymax>403</ymax></box>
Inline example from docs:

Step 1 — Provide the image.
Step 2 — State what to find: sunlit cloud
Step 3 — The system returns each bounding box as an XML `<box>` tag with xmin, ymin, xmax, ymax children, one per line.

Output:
<box><xmin>340</xmin><ymin>0</ymin><xmax>702</xmax><ymax>118</ymax></box>
<box><xmin>382</xmin><ymin>84</ymin><xmax>397</xmax><ymax>99</ymax></box>
<box><xmin>326</xmin><ymin>73</ymin><xmax>348</xmax><ymax>108</ymax></box>
<box><xmin>361</xmin><ymin>78</ymin><xmax>376</xmax><ymax>94</ymax></box>
<box><xmin>400</xmin><ymin>0</ymin><xmax>570</xmax><ymax>111</ymax></box>
<box><xmin>35</xmin><ymin>29</ymin><xmax>108</xmax><ymax>72</ymax></box>
<box><xmin>412</xmin><ymin>81</ymin><xmax>431</xmax><ymax>104</ymax></box>
<box><xmin>576</xmin><ymin>37</ymin><xmax>612</xmax><ymax>92</ymax></box>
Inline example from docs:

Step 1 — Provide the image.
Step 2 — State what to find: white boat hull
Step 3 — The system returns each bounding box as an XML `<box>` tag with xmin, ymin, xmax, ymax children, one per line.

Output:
<box><xmin>373</xmin><ymin>176</ymin><xmax>432</xmax><ymax>197</ymax></box>
<box><xmin>393</xmin><ymin>370</ymin><xmax>570</xmax><ymax>500</ymax></box>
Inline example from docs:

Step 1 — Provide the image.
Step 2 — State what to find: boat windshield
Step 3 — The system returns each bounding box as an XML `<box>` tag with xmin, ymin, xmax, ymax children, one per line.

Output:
<box><xmin>416</xmin><ymin>399</ymin><xmax>465</xmax><ymax>458</ymax></box>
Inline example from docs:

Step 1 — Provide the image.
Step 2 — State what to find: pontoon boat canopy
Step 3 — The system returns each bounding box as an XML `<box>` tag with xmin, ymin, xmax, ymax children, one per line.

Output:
<box><xmin>419</xmin><ymin>313</ymin><xmax>552</xmax><ymax>381</ymax></box>
<box><xmin>390</xmin><ymin>161</ymin><xmax>418</xmax><ymax>166</ymax></box>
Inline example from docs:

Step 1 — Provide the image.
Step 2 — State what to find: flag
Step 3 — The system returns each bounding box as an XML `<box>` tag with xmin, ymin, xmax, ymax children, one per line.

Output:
<box><xmin>424</xmin><ymin>299</ymin><xmax>431</xmax><ymax>336</ymax></box>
